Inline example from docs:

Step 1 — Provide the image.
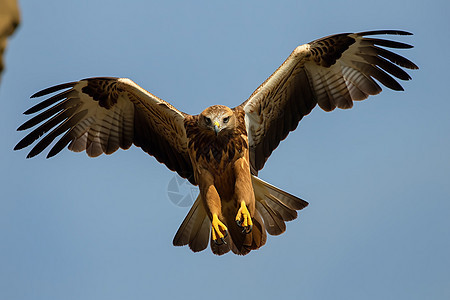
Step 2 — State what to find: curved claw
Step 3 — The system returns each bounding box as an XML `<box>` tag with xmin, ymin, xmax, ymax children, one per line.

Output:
<box><xmin>242</xmin><ymin>224</ymin><xmax>252</xmax><ymax>234</ymax></box>
<box><xmin>236</xmin><ymin>217</ymin><xmax>253</xmax><ymax>234</ymax></box>
<box><xmin>213</xmin><ymin>230</ymin><xmax>228</xmax><ymax>245</ymax></box>
<box><xmin>235</xmin><ymin>201</ymin><xmax>253</xmax><ymax>234</ymax></box>
<box><xmin>214</xmin><ymin>236</ymin><xmax>227</xmax><ymax>246</ymax></box>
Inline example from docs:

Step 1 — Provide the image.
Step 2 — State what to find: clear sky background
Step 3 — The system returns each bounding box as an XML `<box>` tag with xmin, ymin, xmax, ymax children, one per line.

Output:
<box><xmin>1</xmin><ymin>1</ymin><xmax>449</xmax><ymax>299</ymax></box>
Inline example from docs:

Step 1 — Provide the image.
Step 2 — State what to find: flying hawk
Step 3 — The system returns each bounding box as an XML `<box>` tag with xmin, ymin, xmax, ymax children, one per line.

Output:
<box><xmin>15</xmin><ymin>30</ymin><xmax>418</xmax><ymax>255</ymax></box>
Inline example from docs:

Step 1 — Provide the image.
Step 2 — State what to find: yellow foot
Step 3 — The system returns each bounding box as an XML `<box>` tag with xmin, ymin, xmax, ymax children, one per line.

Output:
<box><xmin>211</xmin><ymin>213</ymin><xmax>228</xmax><ymax>245</ymax></box>
<box><xmin>235</xmin><ymin>201</ymin><xmax>253</xmax><ymax>234</ymax></box>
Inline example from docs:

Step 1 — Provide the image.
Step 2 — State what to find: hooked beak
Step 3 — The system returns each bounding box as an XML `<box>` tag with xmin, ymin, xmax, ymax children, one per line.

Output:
<box><xmin>213</xmin><ymin>121</ymin><xmax>220</xmax><ymax>135</ymax></box>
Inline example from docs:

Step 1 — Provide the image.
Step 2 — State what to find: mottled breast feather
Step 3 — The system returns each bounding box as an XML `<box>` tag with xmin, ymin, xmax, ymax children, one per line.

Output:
<box><xmin>185</xmin><ymin>107</ymin><xmax>248</xmax><ymax>166</ymax></box>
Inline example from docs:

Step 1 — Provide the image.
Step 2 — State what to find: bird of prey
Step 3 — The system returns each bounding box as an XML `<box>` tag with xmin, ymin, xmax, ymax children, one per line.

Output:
<box><xmin>15</xmin><ymin>30</ymin><xmax>418</xmax><ymax>255</ymax></box>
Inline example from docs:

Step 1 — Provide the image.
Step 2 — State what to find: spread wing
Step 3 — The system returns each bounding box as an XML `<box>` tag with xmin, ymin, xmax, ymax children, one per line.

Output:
<box><xmin>15</xmin><ymin>77</ymin><xmax>196</xmax><ymax>184</ymax></box>
<box><xmin>238</xmin><ymin>30</ymin><xmax>418</xmax><ymax>174</ymax></box>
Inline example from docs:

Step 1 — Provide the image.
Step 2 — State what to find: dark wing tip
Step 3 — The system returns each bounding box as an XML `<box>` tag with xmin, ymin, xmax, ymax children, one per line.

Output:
<box><xmin>13</xmin><ymin>142</ymin><xmax>24</xmax><ymax>151</ymax></box>
<box><xmin>394</xmin><ymin>85</ymin><xmax>405</xmax><ymax>91</ymax></box>
<box><xmin>366</xmin><ymin>38</ymin><xmax>414</xmax><ymax>49</ymax></box>
<box><xmin>357</xmin><ymin>30</ymin><xmax>413</xmax><ymax>36</ymax></box>
<box><xmin>357</xmin><ymin>30</ymin><xmax>415</xmax><ymax>50</ymax></box>
<box><xmin>16</xmin><ymin>123</ymin><xmax>27</xmax><ymax>131</ymax></box>
<box><xmin>409</xmin><ymin>62</ymin><xmax>420</xmax><ymax>70</ymax></box>
<box><xmin>31</xmin><ymin>82</ymin><xmax>76</xmax><ymax>98</ymax></box>
<box><xmin>299</xmin><ymin>199</ymin><xmax>309</xmax><ymax>209</ymax></box>
<box><xmin>46</xmin><ymin>151</ymin><xmax>58</xmax><ymax>159</ymax></box>
<box><xmin>23</xmin><ymin>105</ymin><xmax>41</xmax><ymax>115</ymax></box>
<box><xmin>26</xmin><ymin>151</ymin><xmax>40</xmax><ymax>159</ymax></box>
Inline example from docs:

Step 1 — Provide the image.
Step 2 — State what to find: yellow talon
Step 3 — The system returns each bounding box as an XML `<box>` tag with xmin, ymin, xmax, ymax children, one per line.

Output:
<box><xmin>236</xmin><ymin>201</ymin><xmax>253</xmax><ymax>234</ymax></box>
<box><xmin>211</xmin><ymin>213</ymin><xmax>228</xmax><ymax>244</ymax></box>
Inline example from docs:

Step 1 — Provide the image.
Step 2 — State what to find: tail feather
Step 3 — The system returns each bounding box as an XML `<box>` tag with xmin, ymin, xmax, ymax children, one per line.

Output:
<box><xmin>189</xmin><ymin>214</ymin><xmax>210</xmax><ymax>252</ymax></box>
<box><xmin>225</xmin><ymin>209</ymin><xmax>266</xmax><ymax>256</ymax></box>
<box><xmin>255</xmin><ymin>200</ymin><xmax>286</xmax><ymax>235</ymax></box>
<box><xmin>266</xmin><ymin>193</ymin><xmax>298</xmax><ymax>221</ymax></box>
<box><xmin>247</xmin><ymin>210</ymin><xmax>267</xmax><ymax>250</ymax></box>
<box><xmin>173</xmin><ymin>176</ymin><xmax>308</xmax><ymax>255</ymax></box>
<box><xmin>252</xmin><ymin>176</ymin><xmax>309</xmax><ymax>210</ymax></box>
<box><xmin>252</xmin><ymin>175</ymin><xmax>308</xmax><ymax>236</ymax></box>
<box><xmin>173</xmin><ymin>194</ymin><xmax>210</xmax><ymax>252</ymax></box>
<box><xmin>210</xmin><ymin>232</ymin><xmax>232</xmax><ymax>256</ymax></box>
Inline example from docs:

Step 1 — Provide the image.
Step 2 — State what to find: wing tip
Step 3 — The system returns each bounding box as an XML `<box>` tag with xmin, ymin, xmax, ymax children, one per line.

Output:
<box><xmin>30</xmin><ymin>82</ymin><xmax>76</xmax><ymax>98</ymax></box>
<box><xmin>357</xmin><ymin>30</ymin><xmax>414</xmax><ymax>37</ymax></box>
<box><xmin>410</xmin><ymin>62</ymin><xmax>420</xmax><ymax>70</ymax></box>
<box><xmin>23</xmin><ymin>107</ymin><xmax>38</xmax><ymax>115</ymax></box>
<box><xmin>357</xmin><ymin>30</ymin><xmax>415</xmax><ymax>49</ymax></box>
<box><xmin>16</xmin><ymin>124</ymin><xmax>27</xmax><ymax>131</ymax></box>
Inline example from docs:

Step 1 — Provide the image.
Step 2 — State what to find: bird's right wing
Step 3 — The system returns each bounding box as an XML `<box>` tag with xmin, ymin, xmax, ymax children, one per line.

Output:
<box><xmin>15</xmin><ymin>77</ymin><xmax>196</xmax><ymax>184</ymax></box>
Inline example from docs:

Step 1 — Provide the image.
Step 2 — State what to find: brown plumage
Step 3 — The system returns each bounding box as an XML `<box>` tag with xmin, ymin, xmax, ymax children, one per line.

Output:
<box><xmin>15</xmin><ymin>30</ymin><xmax>418</xmax><ymax>255</ymax></box>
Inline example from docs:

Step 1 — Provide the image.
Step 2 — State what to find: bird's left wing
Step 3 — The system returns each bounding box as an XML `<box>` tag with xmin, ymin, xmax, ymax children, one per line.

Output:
<box><xmin>15</xmin><ymin>77</ymin><xmax>196</xmax><ymax>184</ymax></box>
<box><xmin>238</xmin><ymin>30</ymin><xmax>418</xmax><ymax>174</ymax></box>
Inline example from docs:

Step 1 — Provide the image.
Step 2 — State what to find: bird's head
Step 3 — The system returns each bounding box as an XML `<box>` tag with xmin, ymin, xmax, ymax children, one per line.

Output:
<box><xmin>199</xmin><ymin>105</ymin><xmax>236</xmax><ymax>136</ymax></box>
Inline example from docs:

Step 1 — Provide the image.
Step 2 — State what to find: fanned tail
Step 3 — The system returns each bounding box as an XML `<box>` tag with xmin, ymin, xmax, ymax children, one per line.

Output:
<box><xmin>252</xmin><ymin>175</ymin><xmax>308</xmax><ymax>236</ymax></box>
<box><xmin>173</xmin><ymin>176</ymin><xmax>308</xmax><ymax>255</ymax></box>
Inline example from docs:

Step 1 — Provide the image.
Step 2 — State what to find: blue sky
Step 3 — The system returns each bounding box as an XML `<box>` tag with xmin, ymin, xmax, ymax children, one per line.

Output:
<box><xmin>1</xmin><ymin>1</ymin><xmax>449</xmax><ymax>299</ymax></box>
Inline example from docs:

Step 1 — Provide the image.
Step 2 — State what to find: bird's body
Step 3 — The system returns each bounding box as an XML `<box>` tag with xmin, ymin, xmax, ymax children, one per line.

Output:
<box><xmin>15</xmin><ymin>30</ymin><xmax>418</xmax><ymax>255</ymax></box>
<box><xmin>183</xmin><ymin>105</ymin><xmax>266</xmax><ymax>254</ymax></box>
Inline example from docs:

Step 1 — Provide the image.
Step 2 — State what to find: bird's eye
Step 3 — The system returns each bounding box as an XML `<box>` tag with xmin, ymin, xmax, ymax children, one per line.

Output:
<box><xmin>223</xmin><ymin>116</ymin><xmax>230</xmax><ymax>123</ymax></box>
<box><xmin>204</xmin><ymin>116</ymin><xmax>211</xmax><ymax>125</ymax></box>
